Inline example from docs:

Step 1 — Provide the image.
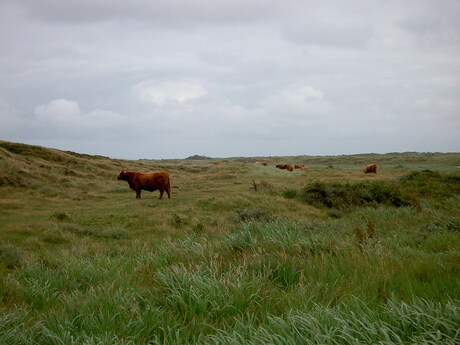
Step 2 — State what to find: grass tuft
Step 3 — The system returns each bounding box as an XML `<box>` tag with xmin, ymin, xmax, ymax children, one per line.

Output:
<box><xmin>51</xmin><ymin>212</ymin><xmax>71</xmax><ymax>222</ymax></box>
<box><xmin>283</xmin><ymin>188</ymin><xmax>298</xmax><ymax>199</ymax></box>
<box><xmin>233</xmin><ymin>208</ymin><xmax>273</xmax><ymax>222</ymax></box>
<box><xmin>0</xmin><ymin>244</ymin><xmax>25</xmax><ymax>269</ymax></box>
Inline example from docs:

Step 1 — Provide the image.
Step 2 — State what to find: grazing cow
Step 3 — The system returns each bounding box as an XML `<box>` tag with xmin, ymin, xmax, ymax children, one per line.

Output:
<box><xmin>364</xmin><ymin>164</ymin><xmax>377</xmax><ymax>174</ymax></box>
<box><xmin>300</xmin><ymin>166</ymin><xmax>310</xmax><ymax>171</ymax></box>
<box><xmin>255</xmin><ymin>162</ymin><xmax>268</xmax><ymax>166</ymax></box>
<box><xmin>276</xmin><ymin>164</ymin><xmax>293</xmax><ymax>172</ymax></box>
<box><xmin>294</xmin><ymin>164</ymin><xmax>304</xmax><ymax>169</ymax></box>
<box><xmin>117</xmin><ymin>170</ymin><xmax>171</xmax><ymax>199</ymax></box>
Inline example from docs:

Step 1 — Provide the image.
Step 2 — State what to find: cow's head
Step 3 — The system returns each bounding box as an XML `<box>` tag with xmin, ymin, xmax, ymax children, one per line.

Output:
<box><xmin>117</xmin><ymin>169</ymin><xmax>128</xmax><ymax>180</ymax></box>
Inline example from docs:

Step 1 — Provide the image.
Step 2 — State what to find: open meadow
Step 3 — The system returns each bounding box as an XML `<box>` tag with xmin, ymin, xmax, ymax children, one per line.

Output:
<box><xmin>1</xmin><ymin>140</ymin><xmax>459</xmax><ymax>344</ymax></box>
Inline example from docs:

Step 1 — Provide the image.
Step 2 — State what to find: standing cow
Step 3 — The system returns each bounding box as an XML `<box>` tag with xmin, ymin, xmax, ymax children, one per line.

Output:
<box><xmin>117</xmin><ymin>170</ymin><xmax>171</xmax><ymax>199</ymax></box>
<box><xmin>364</xmin><ymin>164</ymin><xmax>377</xmax><ymax>174</ymax></box>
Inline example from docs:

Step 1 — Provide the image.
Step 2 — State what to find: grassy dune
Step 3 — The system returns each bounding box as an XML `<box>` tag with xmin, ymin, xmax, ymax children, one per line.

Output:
<box><xmin>1</xmin><ymin>140</ymin><xmax>459</xmax><ymax>344</ymax></box>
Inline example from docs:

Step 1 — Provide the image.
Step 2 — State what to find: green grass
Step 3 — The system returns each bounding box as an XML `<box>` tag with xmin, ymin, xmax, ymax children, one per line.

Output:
<box><xmin>0</xmin><ymin>140</ymin><xmax>459</xmax><ymax>344</ymax></box>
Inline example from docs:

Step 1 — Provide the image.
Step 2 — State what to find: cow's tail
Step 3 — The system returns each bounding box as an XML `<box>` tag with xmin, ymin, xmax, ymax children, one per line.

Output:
<box><xmin>166</xmin><ymin>177</ymin><xmax>172</xmax><ymax>197</ymax></box>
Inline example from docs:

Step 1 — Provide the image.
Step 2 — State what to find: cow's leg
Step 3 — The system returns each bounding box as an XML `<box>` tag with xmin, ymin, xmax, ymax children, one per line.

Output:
<box><xmin>166</xmin><ymin>185</ymin><xmax>171</xmax><ymax>199</ymax></box>
<box><xmin>136</xmin><ymin>190</ymin><xmax>141</xmax><ymax>199</ymax></box>
<box><xmin>159</xmin><ymin>188</ymin><xmax>164</xmax><ymax>200</ymax></box>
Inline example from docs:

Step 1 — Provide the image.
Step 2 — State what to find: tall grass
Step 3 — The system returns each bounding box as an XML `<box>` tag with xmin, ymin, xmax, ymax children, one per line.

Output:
<box><xmin>1</xmin><ymin>217</ymin><xmax>459</xmax><ymax>344</ymax></box>
<box><xmin>0</xmin><ymin>142</ymin><xmax>459</xmax><ymax>344</ymax></box>
<box><xmin>208</xmin><ymin>298</ymin><xmax>460</xmax><ymax>345</ymax></box>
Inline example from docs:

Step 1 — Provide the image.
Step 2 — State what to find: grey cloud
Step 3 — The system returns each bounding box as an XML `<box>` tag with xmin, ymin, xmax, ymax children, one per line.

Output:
<box><xmin>18</xmin><ymin>0</ymin><xmax>281</xmax><ymax>27</ymax></box>
<box><xmin>281</xmin><ymin>19</ymin><xmax>373</xmax><ymax>48</ymax></box>
<box><xmin>397</xmin><ymin>0</ymin><xmax>460</xmax><ymax>44</ymax></box>
<box><xmin>1</xmin><ymin>0</ymin><xmax>459</xmax><ymax>158</ymax></box>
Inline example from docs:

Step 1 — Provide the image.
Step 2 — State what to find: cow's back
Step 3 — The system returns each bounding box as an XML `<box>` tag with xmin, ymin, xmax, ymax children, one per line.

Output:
<box><xmin>139</xmin><ymin>171</ymin><xmax>170</xmax><ymax>190</ymax></box>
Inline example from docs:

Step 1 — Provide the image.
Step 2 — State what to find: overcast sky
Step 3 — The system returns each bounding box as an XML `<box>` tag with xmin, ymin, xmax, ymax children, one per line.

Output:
<box><xmin>1</xmin><ymin>0</ymin><xmax>459</xmax><ymax>159</ymax></box>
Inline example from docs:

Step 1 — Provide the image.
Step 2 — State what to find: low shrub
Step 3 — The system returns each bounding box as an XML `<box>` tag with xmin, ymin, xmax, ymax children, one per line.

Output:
<box><xmin>170</xmin><ymin>214</ymin><xmax>184</xmax><ymax>228</ymax></box>
<box><xmin>298</xmin><ymin>181</ymin><xmax>417</xmax><ymax>210</ymax></box>
<box><xmin>399</xmin><ymin>170</ymin><xmax>460</xmax><ymax>199</ymax></box>
<box><xmin>251</xmin><ymin>180</ymin><xmax>275</xmax><ymax>192</ymax></box>
<box><xmin>51</xmin><ymin>212</ymin><xmax>70</xmax><ymax>222</ymax></box>
<box><xmin>283</xmin><ymin>188</ymin><xmax>297</xmax><ymax>199</ymax></box>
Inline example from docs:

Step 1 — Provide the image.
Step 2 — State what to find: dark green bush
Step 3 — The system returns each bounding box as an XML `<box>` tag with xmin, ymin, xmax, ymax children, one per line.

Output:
<box><xmin>51</xmin><ymin>212</ymin><xmax>70</xmax><ymax>222</ymax></box>
<box><xmin>399</xmin><ymin>170</ymin><xmax>460</xmax><ymax>199</ymax></box>
<box><xmin>295</xmin><ymin>171</ymin><xmax>459</xmax><ymax>211</ymax></box>
<box><xmin>298</xmin><ymin>181</ymin><xmax>416</xmax><ymax>210</ymax></box>
<box><xmin>283</xmin><ymin>188</ymin><xmax>297</xmax><ymax>199</ymax></box>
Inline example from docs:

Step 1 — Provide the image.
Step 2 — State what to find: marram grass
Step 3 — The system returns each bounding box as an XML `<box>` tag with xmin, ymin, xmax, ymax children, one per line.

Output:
<box><xmin>1</xmin><ymin>142</ymin><xmax>459</xmax><ymax>344</ymax></box>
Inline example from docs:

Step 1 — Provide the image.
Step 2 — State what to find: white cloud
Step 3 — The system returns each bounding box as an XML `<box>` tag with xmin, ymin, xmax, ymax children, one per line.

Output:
<box><xmin>34</xmin><ymin>99</ymin><xmax>81</xmax><ymax>125</ymax></box>
<box><xmin>262</xmin><ymin>85</ymin><xmax>333</xmax><ymax>121</ymax></box>
<box><xmin>34</xmin><ymin>99</ymin><xmax>123</xmax><ymax>130</ymax></box>
<box><xmin>133</xmin><ymin>81</ymin><xmax>207</xmax><ymax>106</ymax></box>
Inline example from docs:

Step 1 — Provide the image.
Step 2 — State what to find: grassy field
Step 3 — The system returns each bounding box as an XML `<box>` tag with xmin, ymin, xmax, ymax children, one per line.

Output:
<box><xmin>1</xmin><ymin>140</ymin><xmax>459</xmax><ymax>344</ymax></box>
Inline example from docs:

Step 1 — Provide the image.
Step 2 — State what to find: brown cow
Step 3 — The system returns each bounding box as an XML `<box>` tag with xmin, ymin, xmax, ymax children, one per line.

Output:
<box><xmin>364</xmin><ymin>164</ymin><xmax>377</xmax><ymax>174</ymax></box>
<box><xmin>117</xmin><ymin>170</ymin><xmax>171</xmax><ymax>199</ymax></box>
<box><xmin>276</xmin><ymin>164</ymin><xmax>293</xmax><ymax>172</ymax></box>
<box><xmin>255</xmin><ymin>162</ymin><xmax>268</xmax><ymax>166</ymax></box>
<box><xmin>294</xmin><ymin>164</ymin><xmax>304</xmax><ymax>169</ymax></box>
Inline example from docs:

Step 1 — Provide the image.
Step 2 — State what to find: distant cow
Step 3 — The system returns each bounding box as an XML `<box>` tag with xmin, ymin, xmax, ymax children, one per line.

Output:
<box><xmin>276</xmin><ymin>164</ymin><xmax>293</xmax><ymax>172</ymax></box>
<box><xmin>117</xmin><ymin>170</ymin><xmax>171</xmax><ymax>199</ymax></box>
<box><xmin>294</xmin><ymin>164</ymin><xmax>304</xmax><ymax>169</ymax></box>
<box><xmin>255</xmin><ymin>162</ymin><xmax>268</xmax><ymax>166</ymax></box>
<box><xmin>364</xmin><ymin>164</ymin><xmax>377</xmax><ymax>174</ymax></box>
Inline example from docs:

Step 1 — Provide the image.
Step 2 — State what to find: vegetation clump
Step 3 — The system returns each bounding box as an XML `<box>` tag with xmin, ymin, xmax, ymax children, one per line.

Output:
<box><xmin>51</xmin><ymin>212</ymin><xmax>71</xmax><ymax>222</ymax></box>
<box><xmin>282</xmin><ymin>171</ymin><xmax>459</xmax><ymax>212</ymax></box>
<box><xmin>233</xmin><ymin>208</ymin><xmax>274</xmax><ymax>222</ymax></box>
<box><xmin>0</xmin><ymin>163</ymin><xmax>26</xmax><ymax>187</ymax></box>
<box><xmin>283</xmin><ymin>188</ymin><xmax>298</xmax><ymax>199</ymax></box>
<box><xmin>0</xmin><ymin>243</ymin><xmax>25</xmax><ymax>268</ymax></box>
<box><xmin>399</xmin><ymin>170</ymin><xmax>460</xmax><ymax>199</ymax></box>
<box><xmin>298</xmin><ymin>181</ymin><xmax>416</xmax><ymax>210</ymax></box>
<box><xmin>185</xmin><ymin>154</ymin><xmax>213</xmax><ymax>160</ymax></box>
